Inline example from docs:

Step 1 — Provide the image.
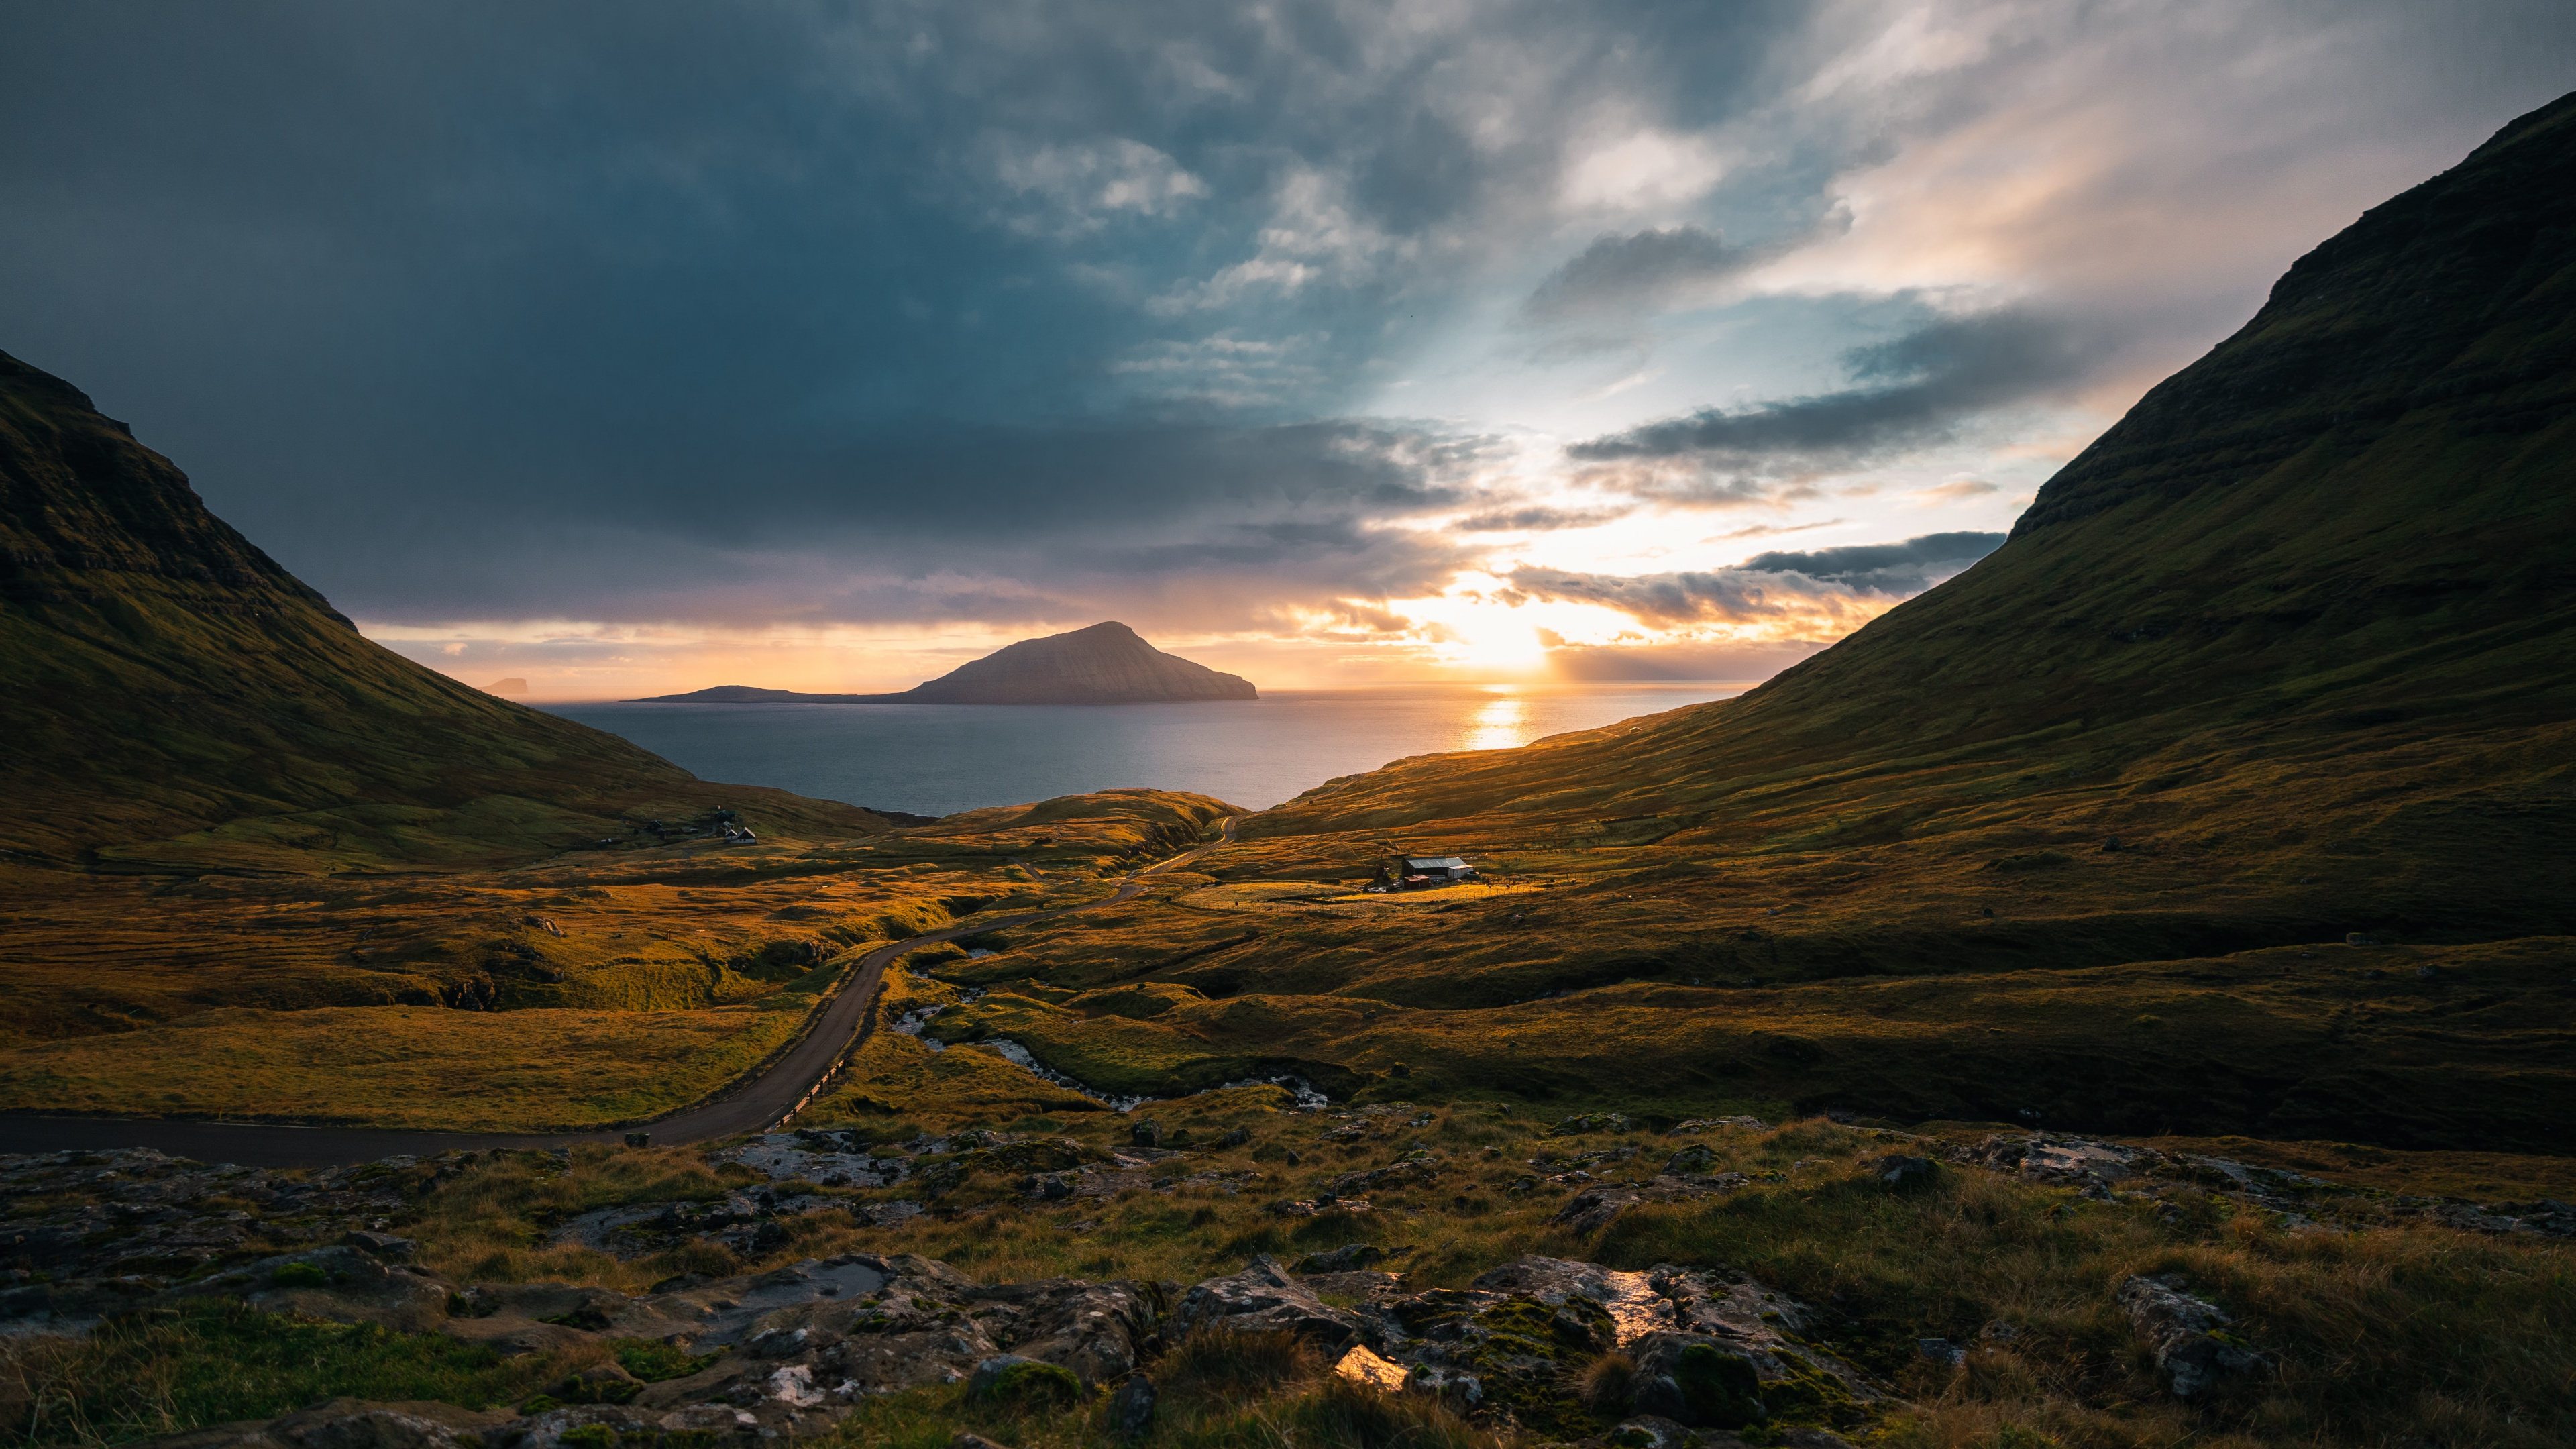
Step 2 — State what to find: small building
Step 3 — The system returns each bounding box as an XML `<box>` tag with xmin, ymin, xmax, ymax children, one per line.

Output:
<box><xmin>1397</xmin><ymin>855</ymin><xmax>1475</xmax><ymax>884</ymax></box>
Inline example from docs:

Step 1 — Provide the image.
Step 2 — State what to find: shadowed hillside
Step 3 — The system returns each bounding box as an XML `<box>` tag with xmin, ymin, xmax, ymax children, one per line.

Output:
<box><xmin>0</xmin><ymin>352</ymin><xmax>886</xmax><ymax>873</ymax></box>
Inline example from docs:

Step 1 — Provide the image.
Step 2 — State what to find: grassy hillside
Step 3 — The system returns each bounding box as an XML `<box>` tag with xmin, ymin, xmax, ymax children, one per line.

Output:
<box><xmin>0</xmin><ymin>350</ymin><xmax>884</xmax><ymax>873</ymax></box>
<box><xmin>869</xmin><ymin>94</ymin><xmax>2576</xmax><ymax>1155</ymax></box>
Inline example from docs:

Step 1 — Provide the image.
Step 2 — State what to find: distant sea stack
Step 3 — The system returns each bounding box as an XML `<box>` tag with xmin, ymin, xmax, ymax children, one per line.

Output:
<box><xmin>636</xmin><ymin>622</ymin><xmax>1258</xmax><ymax>706</ymax></box>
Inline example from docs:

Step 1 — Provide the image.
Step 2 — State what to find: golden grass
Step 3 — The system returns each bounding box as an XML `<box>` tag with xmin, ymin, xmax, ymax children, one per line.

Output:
<box><xmin>0</xmin><ymin>1002</ymin><xmax>808</xmax><ymax>1131</ymax></box>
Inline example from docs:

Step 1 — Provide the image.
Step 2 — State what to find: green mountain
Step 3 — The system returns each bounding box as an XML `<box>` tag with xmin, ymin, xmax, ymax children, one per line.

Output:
<box><xmin>1251</xmin><ymin>90</ymin><xmax>2576</xmax><ymax>945</ymax></box>
<box><xmin>0</xmin><ymin>351</ymin><xmax>883</xmax><ymax>873</ymax></box>
<box><xmin>637</xmin><ymin>621</ymin><xmax>1259</xmax><ymax>704</ymax></box>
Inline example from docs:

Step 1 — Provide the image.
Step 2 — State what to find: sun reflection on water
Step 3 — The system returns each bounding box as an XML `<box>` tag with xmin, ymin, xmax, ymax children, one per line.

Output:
<box><xmin>1460</xmin><ymin>692</ymin><xmax>1527</xmax><ymax>751</ymax></box>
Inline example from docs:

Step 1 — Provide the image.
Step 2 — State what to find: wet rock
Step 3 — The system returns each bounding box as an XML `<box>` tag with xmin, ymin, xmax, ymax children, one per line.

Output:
<box><xmin>1173</xmin><ymin>1256</ymin><xmax>1364</xmax><ymax>1350</ymax></box>
<box><xmin>2116</xmin><ymin>1273</ymin><xmax>2269</xmax><ymax>1398</ymax></box>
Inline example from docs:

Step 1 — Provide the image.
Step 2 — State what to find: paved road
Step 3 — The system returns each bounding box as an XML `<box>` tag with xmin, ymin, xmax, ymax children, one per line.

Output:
<box><xmin>0</xmin><ymin>818</ymin><xmax>1241</xmax><ymax>1168</ymax></box>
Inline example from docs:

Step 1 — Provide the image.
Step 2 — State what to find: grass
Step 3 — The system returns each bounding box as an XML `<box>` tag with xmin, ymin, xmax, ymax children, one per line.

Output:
<box><xmin>0</xmin><ymin>790</ymin><xmax>1233</xmax><ymax>1126</ymax></box>
<box><xmin>0</xmin><ymin>1299</ymin><xmax>586</xmax><ymax>1446</ymax></box>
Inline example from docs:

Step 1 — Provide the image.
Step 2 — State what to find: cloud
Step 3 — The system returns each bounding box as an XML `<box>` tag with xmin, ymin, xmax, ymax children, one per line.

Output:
<box><xmin>1906</xmin><ymin>478</ymin><xmax>1998</xmax><ymax>505</ymax></box>
<box><xmin>1738</xmin><ymin>530</ymin><xmax>2004</xmax><ymax>592</ymax></box>
<box><xmin>5</xmin><ymin>0</ymin><xmax>2573</xmax><ymax>663</ymax></box>
<box><xmin>1569</xmin><ymin>307</ymin><xmax>2100</xmax><ymax>468</ymax></box>
<box><xmin>1521</xmin><ymin>225</ymin><xmax>1756</xmax><ymax>325</ymax></box>
<box><xmin>1451</xmin><ymin>504</ymin><xmax>1633</xmax><ymax>533</ymax></box>
<box><xmin>1503</xmin><ymin>529</ymin><xmax>2004</xmax><ymax>631</ymax></box>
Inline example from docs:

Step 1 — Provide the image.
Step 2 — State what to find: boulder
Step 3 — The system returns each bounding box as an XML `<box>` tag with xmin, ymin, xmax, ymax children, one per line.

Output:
<box><xmin>1172</xmin><ymin>1256</ymin><xmax>1364</xmax><ymax>1350</ymax></box>
<box><xmin>1108</xmin><ymin>1373</ymin><xmax>1157</xmax><ymax>1440</ymax></box>
<box><xmin>1870</xmin><ymin>1156</ymin><xmax>1937</xmax><ymax>1190</ymax></box>
<box><xmin>967</xmin><ymin>1355</ymin><xmax>1083</xmax><ymax>1408</ymax></box>
<box><xmin>1629</xmin><ymin>1334</ymin><xmax>1768</xmax><ymax>1430</ymax></box>
<box><xmin>2116</xmin><ymin>1274</ymin><xmax>2269</xmax><ymax>1398</ymax></box>
<box><xmin>961</xmin><ymin>1277</ymin><xmax>1167</xmax><ymax>1385</ymax></box>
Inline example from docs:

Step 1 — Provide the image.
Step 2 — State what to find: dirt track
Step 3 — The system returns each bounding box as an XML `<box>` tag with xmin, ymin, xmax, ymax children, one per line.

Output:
<box><xmin>0</xmin><ymin>818</ymin><xmax>1240</xmax><ymax>1167</ymax></box>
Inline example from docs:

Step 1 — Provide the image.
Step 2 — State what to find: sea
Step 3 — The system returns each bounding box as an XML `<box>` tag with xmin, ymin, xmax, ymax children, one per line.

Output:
<box><xmin>543</xmin><ymin>682</ymin><xmax>1742</xmax><ymax>818</ymax></box>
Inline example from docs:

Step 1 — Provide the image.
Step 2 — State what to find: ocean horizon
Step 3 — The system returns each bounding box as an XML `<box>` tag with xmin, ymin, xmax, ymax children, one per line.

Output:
<box><xmin>543</xmin><ymin>681</ymin><xmax>1746</xmax><ymax>818</ymax></box>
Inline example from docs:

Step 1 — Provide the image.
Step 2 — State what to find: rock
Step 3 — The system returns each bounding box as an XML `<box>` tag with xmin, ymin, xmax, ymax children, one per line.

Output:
<box><xmin>1871</xmin><ymin>1156</ymin><xmax>1937</xmax><ymax>1190</ymax></box>
<box><xmin>1917</xmin><ymin>1338</ymin><xmax>1965</xmax><ymax>1366</ymax></box>
<box><xmin>2115</xmin><ymin>1274</ymin><xmax>2269</xmax><ymax>1398</ymax></box>
<box><xmin>1130</xmin><ymin>1119</ymin><xmax>1162</xmax><ymax>1150</ymax></box>
<box><xmin>1219</xmin><ymin>1128</ymin><xmax>1252</xmax><ymax>1148</ymax></box>
<box><xmin>1606</xmin><ymin>1415</ymin><xmax>1696</xmax><ymax>1449</ymax></box>
<box><xmin>196</xmin><ymin>1248</ymin><xmax>452</xmax><ymax>1334</ymax></box>
<box><xmin>967</xmin><ymin>1355</ymin><xmax>1083</xmax><ymax>1408</ymax></box>
<box><xmin>1293</xmin><ymin>1243</ymin><xmax>1385</xmax><ymax>1274</ymax></box>
<box><xmin>1552</xmin><ymin>1111</ymin><xmax>1632</xmax><ymax>1136</ymax></box>
<box><xmin>343</xmin><ymin>1232</ymin><xmax>419</xmax><ymax>1262</ymax></box>
<box><xmin>1108</xmin><ymin>1373</ymin><xmax>1157</xmax><ymax>1440</ymax></box>
<box><xmin>959</xmin><ymin>1277</ymin><xmax>1165</xmax><ymax>1385</ymax></box>
<box><xmin>138</xmin><ymin>1397</ymin><xmax>515</xmax><ymax>1449</ymax></box>
<box><xmin>1333</xmin><ymin>1345</ymin><xmax>1409</xmax><ymax>1392</ymax></box>
<box><xmin>1173</xmin><ymin>1256</ymin><xmax>1364</xmax><ymax>1350</ymax></box>
<box><xmin>953</xmin><ymin>1436</ymin><xmax>1012</xmax><ymax>1449</ymax></box>
<box><xmin>1629</xmin><ymin>1334</ymin><xmax>1768</xmax><ymax>1430</ymax></box>
<box><xmin>1552</xmin><ymin>1173</ymin><xmax>1746</xmax><ymax>1234</ymax></box>
<box><xmin>1664</xmin><ymin>1144</ymin><xmax>1719</xmax><ymax>1175</ymax></box>
<box><xmin>623</xmin><ymin>1132</ymin><xmax>650</xmax><ymax>1148</ymax></box>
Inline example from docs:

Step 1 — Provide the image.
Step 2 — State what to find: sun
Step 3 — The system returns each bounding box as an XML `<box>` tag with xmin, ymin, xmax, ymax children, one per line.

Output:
<box><xmin>1450</xmin><ymin>618</ymin><xmax>1548</xmax><ymax>673</ymax></box>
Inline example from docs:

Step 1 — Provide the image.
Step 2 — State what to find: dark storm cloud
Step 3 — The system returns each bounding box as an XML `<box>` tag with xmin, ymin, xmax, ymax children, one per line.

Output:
<box><xmin>0</xmin><ymin>0</ymin><xmax>1817</xmax><ymax>627</ymax></box>
<box><xmin>1570</xmin><ymin>309</ymin><xmax>2099</xmax><ymax>467</ymax></box>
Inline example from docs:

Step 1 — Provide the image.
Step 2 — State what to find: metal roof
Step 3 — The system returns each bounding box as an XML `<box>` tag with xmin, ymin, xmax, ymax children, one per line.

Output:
<box><xmin>1402</xmin><ymin>856</ymin><xmax>1470</xmax><ymax>869</ymax></box>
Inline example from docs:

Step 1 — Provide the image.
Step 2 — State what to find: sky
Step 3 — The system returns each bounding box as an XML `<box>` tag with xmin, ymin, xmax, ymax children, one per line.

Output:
<box><xmin>7</xmin><ymin>1</ymin><xmax>2573</xmax><ymax>698</ymax></box>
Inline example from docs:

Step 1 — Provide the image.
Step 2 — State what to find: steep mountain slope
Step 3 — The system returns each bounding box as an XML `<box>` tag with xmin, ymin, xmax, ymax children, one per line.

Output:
<box><xmin>638</xmin><ymin>621</ymin><xmax>1258</xmax><ymax>704</ymax></box>
<box><xmin>0</xmin><ymin>351</ymin><xmax>883</xmax><ymax>872</ymax></box>
<box><xmin>1246</xmin><ymin>90</ymin><xmax>2576</xmax><ymax>941</ymax></box>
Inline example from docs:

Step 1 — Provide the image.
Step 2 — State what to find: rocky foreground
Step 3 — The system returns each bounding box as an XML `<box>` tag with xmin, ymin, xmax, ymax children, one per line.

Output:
<box><xmin>7</xmin><ymin>1115</ymin><xmax>2569</xmax><ymax>1449</ymax></box>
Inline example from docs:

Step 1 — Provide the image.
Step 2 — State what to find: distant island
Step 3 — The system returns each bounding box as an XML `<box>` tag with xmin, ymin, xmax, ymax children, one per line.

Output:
<box><xmin>633</xmin><ymin>621</ymin><xmax>1258</xmax><ymax>705</ymax></box>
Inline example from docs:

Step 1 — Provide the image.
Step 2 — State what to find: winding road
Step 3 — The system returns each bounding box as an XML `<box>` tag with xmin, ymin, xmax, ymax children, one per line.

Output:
<box><xmin>0</xmin><ymin>817</ymin><xmax>1241</xmax><ymax>1168</ymax></box>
